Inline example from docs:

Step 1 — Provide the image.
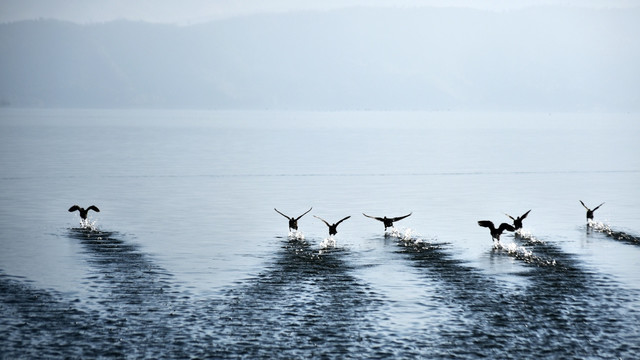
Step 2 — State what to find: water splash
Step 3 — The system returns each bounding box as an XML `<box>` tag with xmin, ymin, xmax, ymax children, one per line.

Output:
<box><xmin>386</xmin><ymin>227</ymin><xmax>417</xmax><ymax>242</ymax></box>
<box><xmin>386</xmin><ymin>227</ymin><xmax>439</xmax><ymax>251</ymax></box>
<box><xmin>515</xmin><ymin>228</ymin><xmax>544</xmax><ymax>244</ymax></box>
<box><xmin>494</xmin><ymin>240</ymin><xmax>532</xmax><ymax>257</ymax></box>
<box><xmin>588</xmin><ymin>219</ymin><xmax>640</xmax><ymax>244</ymax></box>
<box><xmin>288</xmin><ymin>229</ymin><xmax>305</xmax><ymax>241</ymax></box>
<box><xmin>493</xmin><ymin>239</ymin><xmax>556</xmax><ymax>266</ymax></box>
<box><xmin>588</xmin><ymin>219</ymin><xmax>611</xmax><ymax>232</ymax></box>
<box><xmin>78</xmin><ymin>218</ymin><xmax>98</xmax><ymax>232</ymax></box>
<box><xmin>319</xmin><ymin>236</ymin><xmax>337</xmax><ymax>249</ymax></box>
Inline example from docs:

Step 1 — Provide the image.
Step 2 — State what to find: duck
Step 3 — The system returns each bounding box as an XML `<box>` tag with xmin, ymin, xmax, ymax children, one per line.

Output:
<box><xmin>505</xmin><ymin>209</ymin><xmax>531</xmax><ymax>230</ymax></box>
<box><xmin>68</xmin><ymin>205</ymin><xmax>100</xmax><ymax>220</ymax></box>
<box><xmin>478</xmin><ymin>220</ymin><xmax>515</xmax><ymax>241</ymax></box>
<box><xmin>580</xmin><ymin>200</ymin><xmax>604</xmax><ymax>221</ymax></box>
<box><xmin>274</xmin><ymin>207</ymin><xmax>312</xmax><ymax>231</ymax></box>
<box><xmin>314</xmin><ymin>215</ymin><xmax>351</xmax><ymax>236</ymax></box>
<box><xmin>363</xmin><ymin>212</ymin><xmax>412</xmax><ymax>230</ymax></box>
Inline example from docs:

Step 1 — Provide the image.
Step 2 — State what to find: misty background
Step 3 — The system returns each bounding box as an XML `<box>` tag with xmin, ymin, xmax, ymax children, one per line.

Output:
<box><xmin>1</xmin><ymin>6</ymin><xmax>639</xmax><ymax>111</ymax></box>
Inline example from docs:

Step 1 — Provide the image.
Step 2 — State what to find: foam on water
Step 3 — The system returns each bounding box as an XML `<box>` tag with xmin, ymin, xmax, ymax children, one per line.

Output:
<box><xmin>493</xmin><ymin>239</ymin><xmax>533</xmax><ymax>258</ymax></box>
<box><xmin>515</xmin><ymin>228</ymin><xmax>544</xmax><ymax>244</ymax></box>
<box><xmin>78</xmin><ymin>218</ymin><xmax>99</xmax><ymax>232</ymax></box>
<box><xmin>386</xmin><ymin>227</ymin><xmax>417</xmax><ymax>242</ymax></box>
<box><xmin>588</xmin><ymin>219</ymin><xmax>640</xmax><ymax>244</ymax></box>
<box><xmin>287</xmin><ymin>229</ymin><xmax>305</xmax><ymax>241</ymax></box>
<box><xmin>492</xmin><ymin>230</ymin><xmax>557</xmax><ymax>267</ymax></box>
<box><xmin>588</xmin><ymin>219</ymin><xmax>611</xmax><ymax>232</ymax></box>
<box><xmin>385</xmin><ymin>227</ymin><xmax>440</xmax><ymax>251</ymax></box>
<box><xmin>319</xmin><ymin>236</ymin><xmax>337</xmax><ymax>249</ymax></box>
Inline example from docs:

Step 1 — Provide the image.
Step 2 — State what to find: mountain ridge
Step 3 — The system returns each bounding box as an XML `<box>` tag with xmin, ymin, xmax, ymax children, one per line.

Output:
<box><xmin>1</xmin><ymin>7</ymin><xmax>638</xmax><ymax>111</ymax></box>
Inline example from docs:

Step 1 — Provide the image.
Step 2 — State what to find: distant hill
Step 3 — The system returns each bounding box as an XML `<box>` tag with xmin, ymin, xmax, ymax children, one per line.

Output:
<box><xmin>1</xmin><ymin>7</ymin><xmax>639</xmax><ymax>111</ymax></box>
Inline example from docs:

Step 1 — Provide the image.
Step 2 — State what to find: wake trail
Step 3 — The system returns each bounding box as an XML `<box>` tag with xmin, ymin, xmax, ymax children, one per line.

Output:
<box><xmin>492</xmin><ymin>229</ymin><xmax>557</xmax><ymax>267</ymax></box>
<box><xmin>588</xmin><ymin>220</ymin><xmax>640</xmax><ymax>245</ymax></box>
<box><xmin>66</xmin><ymin>226</ymin><xmax>196</xmax><ymax>357</ymax></box>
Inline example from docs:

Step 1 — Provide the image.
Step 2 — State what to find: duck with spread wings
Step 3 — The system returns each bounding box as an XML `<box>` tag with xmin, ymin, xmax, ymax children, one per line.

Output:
<box><xmin>580</xmin><ymin>200</ymin><xmax>604</xmax><ymax>221</ymax></box>
<box><xmin>68</xmin><ymin>205</ymin><xmax>100</xmax><ymax>220</ymax></box>
<box><xmin>504</xmin><ymin>209</ymin><xmax>531</xmax><ymax>230</ymax></box>
<box><xmin>362</xmin><ymin>212</ymin><xmax>412</xmax><ymax>230</ymax></box>
<box><xmin>314</xmin><ymin>215</ymin><xmax>351</xmax><ymax>236</ymax></box>
<box><xmin>478</xmin><ymin>220</ymin><xmax>515</xmax><ymax>241</ymax></box>
<box><xmin>274</xmin><ymin>207</ymin><xmax>313</xmax><ymax>231</ymax></box>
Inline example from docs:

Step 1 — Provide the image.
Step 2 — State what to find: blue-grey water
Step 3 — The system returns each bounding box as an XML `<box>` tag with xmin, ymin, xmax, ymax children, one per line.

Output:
<box><xmin>1</xmin><ymin>109</ymin><xmax>639</xmax><ymax>358</ymax></box>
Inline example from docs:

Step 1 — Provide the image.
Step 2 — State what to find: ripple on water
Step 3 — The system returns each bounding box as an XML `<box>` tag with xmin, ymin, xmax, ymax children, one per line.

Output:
<box><xmin>2</xmin><ymin>224</ymin><xmax>640</xmax><ymax>359</ymax></box>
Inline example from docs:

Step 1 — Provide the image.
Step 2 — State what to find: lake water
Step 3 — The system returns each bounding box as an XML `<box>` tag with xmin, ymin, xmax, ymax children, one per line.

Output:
<box><xmin>1</xmin><ymin>109</ymin><xmax>639</xmax><ymax>358</ymax></box>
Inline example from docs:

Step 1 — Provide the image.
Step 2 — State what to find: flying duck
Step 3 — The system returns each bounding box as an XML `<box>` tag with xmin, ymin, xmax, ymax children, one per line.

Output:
<box><xmin>478</xmin><ymin>220</ymin><xmax>515</xmax><ymax>241</ymax></box>
<box><xmin>68</xmin><ymin>205</ymin><xmax>100</xmax><ymax>220</ymax></box>
<box><xmin>363</xmin><ymin>212</ymin><xmax>412</xmax><ymax>230</ymax></box>
<box><xmin>505</xmin><ymin>209</ymin><xmax>531</xmax><ymax>230</ymax></box>
<box><xmin>274</xmin><ymin>207</ymin><xmax>312</xmax><ymax>231</ymax></box>
<box><xmin>580</xmin><ymin>200</ymin><xmax>604</xmax><ymax>221</ymax></box>
<box><xmin>314</xmin><ymin>215</ymin><xmax>350</xmax><ymax>236</ymax></box>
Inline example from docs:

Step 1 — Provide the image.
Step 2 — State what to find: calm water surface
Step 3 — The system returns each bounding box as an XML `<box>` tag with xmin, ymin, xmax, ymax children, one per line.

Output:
<box><xmin>1</xmin><ymin>109</ymin><xmax>639</xmax><ymax>358</ymax></box>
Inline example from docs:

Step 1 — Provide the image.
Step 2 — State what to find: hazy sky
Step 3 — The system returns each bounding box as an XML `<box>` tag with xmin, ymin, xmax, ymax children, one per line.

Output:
<box><xmin>1</xmin><ymin>0</ymin><xmax>637</xmax><ymax>24</ymax></box>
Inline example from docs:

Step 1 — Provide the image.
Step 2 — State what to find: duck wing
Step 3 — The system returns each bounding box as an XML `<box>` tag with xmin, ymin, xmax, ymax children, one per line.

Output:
<box><xmin>295</xmin><ymin>207</ymin><xmax>313</xmax><ymax>221</ymax></box>
<box><xmin>593</xmin><ymin>202</ymin><xmax>605</xmax><ymax>212</ymax></box>
<box><xmin>391</xmin><ymin>213</ymin><xmax>412</xmax><ymax>222</ymax></box>
<box><xmin>363</xmin><ymin>213</ymin><xmax>384</xmax><ymax>222</ymax></box>
<box><xmin>87</xmin><ymin>205</ymin><xmax>100</xmax><ymax>213</ymax></box>
<box><xmin>519</xmin><ymin>209</ymin><xmax>531</xmax><ymax>220</ymax></box>
<box><xmin>335</xmin><ymin>216</ymin><xmax>351</xmax><ymax>226</ymax></box>
<box><xmin>274</xmin><ymin>208</ymin><xmax>291</xmax><ymax>220</ymax></box>
<box><xmin>579</xmin><ymin>200</ymin><xmax>590</xmax><ymax>211</ymax></box>
<box><xmin>313</xmin><ymin>215</ymin><xmax>331</xmax><ymax>227</ymax></box>
<box><xmin>498</xmin><ymin>223</ymin><xmax>516</xmax><ymax>233</ymax></box>
<box><xmin>478</xmin><ymin>220</ymin><xmax>496</xmax><ymax>231</ymax></box>
<box><xmin>68</xmin><ymin>205</ymin><xmax>81</xmax><ymax>212</ymax></box>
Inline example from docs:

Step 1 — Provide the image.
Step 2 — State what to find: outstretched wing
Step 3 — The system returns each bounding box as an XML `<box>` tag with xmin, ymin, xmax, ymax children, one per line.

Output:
<box><xmin>498</xmin><ymin>223</ymin><xmax>516</xmax><ymax>233</ymax></box>
<box><xmin>519</xmin><ymin>209</ymin><xmax>531</xmax><ymax>220</ymax></box>
<box><xmin>391</xmin><ymin>212</ymin><xmax>412</xmax><ymax>222</ymax></box>
<box><xmin>363</xmin><ymin>213</ymin><xmax>384</xmax><ymax>222</ymax></box>
<box><xmin>274</xmin><ymin>208</ymin><xmax>291</xmax><ymax>220</ymax></box>
<box><xmin>313</xmin><ymin>215</ymin><xmax>331</xmax><ymax>227</ymax></box>
<box><xmin>295</xmin><ymin>207</ymin><xmax>313</xmax><ymax>221</ymax></box>
<box><xmin>579</xmin><ymin>200</ymin><xmax>589</xmax><ymax>210</ymax></box>
<box><xmin>87</xmin><ymin>205</ymin><xmax>100</xmax><ymax>213</ymax></box>
<box><xmin>335</xmin><ymin>216</ymin><xmax>351</xmax><ymax>226</ymax></box>
<box><xmin>68</xmin><ymin>205</ymin><xmax>80</xmax><ymax>212</ymax></box>
<box><xmin>504</xmin><ymin>213</ymin><xmax>516</xmax><ymax>221</ymax></box>
<box><xmin>593</xmin><ymin>202</ymin><xmax>605</xmax><ymax>211</ymax></box>
<box><xmin>477</xmin><ymin>220</ymin><xmax>495</xmax><ymax>230</ymax></box>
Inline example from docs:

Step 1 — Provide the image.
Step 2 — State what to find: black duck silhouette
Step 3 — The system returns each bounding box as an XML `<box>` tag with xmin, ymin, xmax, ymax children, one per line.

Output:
<box><xmin>580</xmin><ymin>200</ymin><xmax>604</xmax><ymax>221</ymax></box>
<box><xmin>363</xmin><ymin>212</ymin><xmax>412</xmax><ymax>230</ymax></box>
<box><xmin>274</xmin><ymin>207</ymin><xmax>312</xmax><ymax>231</ymax></box>
<box><xmin>68</xmin><ymin>205</ymin><xmax>100</xmax><ymax>220</ymax></box>
<box><xmin>478</xmin><ymin>220</ymin><xmax>515</xmax><ymax>241</ymax></box>
<box><xmin>314</xmin><ymin>215</ymin><xmax>350</xmax><ymax>236</ymax></box>
<box><xmin>505</xmin><ymin>209</ymin><xmax>531</xmax><ymax>230</ymax></box>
